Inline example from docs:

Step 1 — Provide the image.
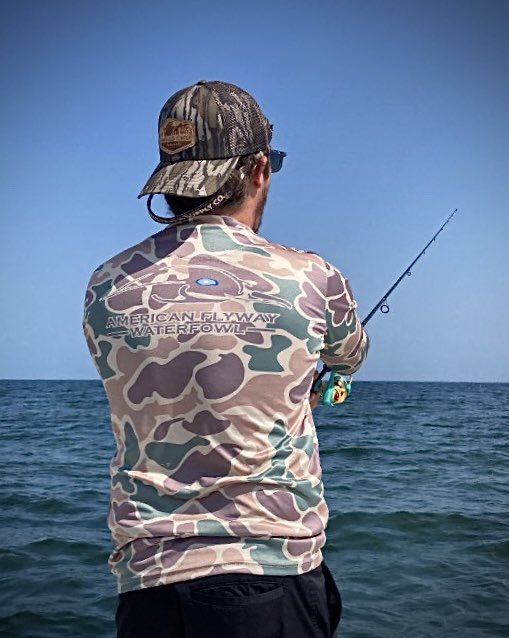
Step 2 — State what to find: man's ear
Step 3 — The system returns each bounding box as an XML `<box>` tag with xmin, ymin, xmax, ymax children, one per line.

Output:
<box><xmin>250</xmin><ymin>154</ymin><xmax>269</xmax><ymax>188</ymax></box>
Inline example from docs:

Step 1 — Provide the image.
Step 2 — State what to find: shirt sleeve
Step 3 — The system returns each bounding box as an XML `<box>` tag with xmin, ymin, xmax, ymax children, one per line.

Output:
<box><xmin>320</xmin><ymin>261</ymin><xmax>369</xmax><ymax>374</ymax></box>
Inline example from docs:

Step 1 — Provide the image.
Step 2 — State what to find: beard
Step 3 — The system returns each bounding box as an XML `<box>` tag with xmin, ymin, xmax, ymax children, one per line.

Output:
<box><xmin>252</xmin><ymin>182</ymin><xmax>269</xmax><ymax>233</ymax></box>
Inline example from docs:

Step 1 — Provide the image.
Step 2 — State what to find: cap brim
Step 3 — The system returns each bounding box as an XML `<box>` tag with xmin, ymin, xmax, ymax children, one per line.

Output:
<box><xmin>138</xmin><ymin>158</ymin><xmax>238</xmax><ymax>198</ymax></box>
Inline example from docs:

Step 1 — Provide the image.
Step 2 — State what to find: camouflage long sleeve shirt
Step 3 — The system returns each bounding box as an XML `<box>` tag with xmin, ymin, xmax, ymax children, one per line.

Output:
<box><xmin>83</xmin><ymin>214</ymin><xmax>368</xmax><ymax>593</ymax></box>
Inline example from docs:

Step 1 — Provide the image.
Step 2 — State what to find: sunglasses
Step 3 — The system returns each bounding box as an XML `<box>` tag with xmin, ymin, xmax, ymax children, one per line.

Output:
<box><xmin>267</xmin><ymin>149</ymin><xmax>287</xmax><ymax>173</ymax></box>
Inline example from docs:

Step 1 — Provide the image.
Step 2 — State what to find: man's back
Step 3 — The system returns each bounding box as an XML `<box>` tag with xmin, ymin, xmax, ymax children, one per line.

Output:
<box><xmin>84</xmin><ymin>213</ymin><xmax>366</xmax><ymax>593</ymax></box>
<box><xmin>85</xmin><ymin>78</ymin><xmax>368</xmax><ymax>637</ymax></box>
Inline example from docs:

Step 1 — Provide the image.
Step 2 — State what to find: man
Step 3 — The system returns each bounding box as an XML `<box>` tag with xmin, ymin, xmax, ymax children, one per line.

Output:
<box><xmin>83</xmin><ymin>80</ymin><xmax>368</xmax><ymax>638</ymax></box>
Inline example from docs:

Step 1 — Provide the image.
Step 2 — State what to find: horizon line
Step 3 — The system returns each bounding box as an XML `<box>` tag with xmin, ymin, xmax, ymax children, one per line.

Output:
<box><xmin>1</xmin><ymin>378</ymin><xmax>508</xmax><ymax>384</ymax></box>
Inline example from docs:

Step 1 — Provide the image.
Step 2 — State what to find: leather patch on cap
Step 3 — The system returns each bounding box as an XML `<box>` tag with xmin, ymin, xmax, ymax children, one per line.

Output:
<box><xmin>159</xmin><ymin>118</ymin><xmax>196</xmax><ymax>154</ymax></box>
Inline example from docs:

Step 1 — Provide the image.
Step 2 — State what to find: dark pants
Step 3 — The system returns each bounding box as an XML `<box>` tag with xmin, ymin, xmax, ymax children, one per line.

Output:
<box><xmin>116</xmin><ymin>562</ymin><xmax>342</xmax><ymax>638</ymax></box>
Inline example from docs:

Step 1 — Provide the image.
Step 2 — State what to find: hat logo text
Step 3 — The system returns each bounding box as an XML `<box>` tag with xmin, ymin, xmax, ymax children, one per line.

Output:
<box><xmin>159</xmin><ymin>118</ymin><xmax>196</xmax><ymax>154</ymax></box>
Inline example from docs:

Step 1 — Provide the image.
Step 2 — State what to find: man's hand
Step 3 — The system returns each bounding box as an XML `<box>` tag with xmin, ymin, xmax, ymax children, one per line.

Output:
<box><xmin>309</xmin><ymin>371</ymin><xmax>322</xmax><ymax>410</ymax></box>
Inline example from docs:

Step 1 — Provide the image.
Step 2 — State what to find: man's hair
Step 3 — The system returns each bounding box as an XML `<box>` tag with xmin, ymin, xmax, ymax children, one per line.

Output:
<box><xmin>164</xmin><ymin>152</ymin><xmax>268</xmax><ymax>216</ymax></box>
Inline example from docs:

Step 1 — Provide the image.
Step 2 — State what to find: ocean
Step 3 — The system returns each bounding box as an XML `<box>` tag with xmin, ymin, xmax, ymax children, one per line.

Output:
<box><xmin>0</xmin><ymin>380</ymin><xmax>508</xmax><ymax>637</ymax></box>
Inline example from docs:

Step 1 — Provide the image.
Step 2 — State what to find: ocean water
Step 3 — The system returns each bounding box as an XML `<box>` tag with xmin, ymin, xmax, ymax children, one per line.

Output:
<box><xmin>0</xmin><ymin>380</ymin><xmax>508</xmax><ymax>638</ymax></box>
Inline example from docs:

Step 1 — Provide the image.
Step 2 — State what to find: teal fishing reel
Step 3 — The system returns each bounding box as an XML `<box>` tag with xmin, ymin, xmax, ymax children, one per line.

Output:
<box><xmin>319</xmin><ymin>372</ymin><xmax>352</xmax><ymax>406</ymax></box>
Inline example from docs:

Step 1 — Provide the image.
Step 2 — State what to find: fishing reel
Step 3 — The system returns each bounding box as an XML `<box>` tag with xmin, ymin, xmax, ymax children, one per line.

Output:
<box><xmin>319</xmin><ymin>372</ymin><xmax>352</xmax><ymax>406</ymax></box>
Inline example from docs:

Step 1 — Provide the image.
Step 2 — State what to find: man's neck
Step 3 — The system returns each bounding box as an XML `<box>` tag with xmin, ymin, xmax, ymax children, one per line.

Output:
<box><xmin>216</xmin><ymin>203</ymin><xmax>259</xmax><ymax>232</ymax></box>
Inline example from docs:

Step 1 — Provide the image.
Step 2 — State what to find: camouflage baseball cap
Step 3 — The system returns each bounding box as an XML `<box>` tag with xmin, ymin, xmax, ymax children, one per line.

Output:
<box><xmin>138</xmin><ymin>80</ymin><xmax>273</xmax><ymax>199</ymax></box>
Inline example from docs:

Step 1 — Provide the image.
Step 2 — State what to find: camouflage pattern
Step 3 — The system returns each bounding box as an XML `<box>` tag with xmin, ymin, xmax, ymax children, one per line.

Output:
<box><xmin>83</xmin><ymin>215</ymin><xmax>368</xmax><ymax>593</ymax></box>
<box><xmin>139</xmin><ymin>81</ymin><xmax>272</xmax><ymax>198</ymax></box>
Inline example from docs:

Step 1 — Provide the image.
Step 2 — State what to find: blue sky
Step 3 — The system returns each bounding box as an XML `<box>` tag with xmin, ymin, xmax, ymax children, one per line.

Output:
<box><xmin>1</xmin><ymin>0</ymin><xmax>507</xmax><ymax>381</ymax></box>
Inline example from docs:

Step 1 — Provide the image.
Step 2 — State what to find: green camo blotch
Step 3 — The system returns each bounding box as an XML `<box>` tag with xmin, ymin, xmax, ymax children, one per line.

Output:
<box><xmin>196</xmin><ymin>519</ymin><xmax>229</xmax><ymax>536</ymax></box>
<box><xmin>243</xmin><ymin>335</ymin><xmax>292</xmax><ymax>372</ymax></box>
<box><xmin>145</xmin><ymin>436</ymin><xmax>208</xmax><ymax>471</ymax></box>
<box><xmin>201</xmin><ymin>226</ymin><xmax>270</xmax><ymax>256</ymax></box>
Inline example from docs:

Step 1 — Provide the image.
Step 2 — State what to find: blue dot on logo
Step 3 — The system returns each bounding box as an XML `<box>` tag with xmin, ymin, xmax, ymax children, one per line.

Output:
<box><xmin>196</xmin><ymin>277</ymin><xmax>219</xmax><ymax>286</ymax></box>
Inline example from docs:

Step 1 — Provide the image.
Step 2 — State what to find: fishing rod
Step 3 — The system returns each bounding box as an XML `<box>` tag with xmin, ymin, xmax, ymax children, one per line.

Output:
<box><xmin>313</xmin><ymin>208</ymin><xmax>459</xmax><ymax>397</ymax></box>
